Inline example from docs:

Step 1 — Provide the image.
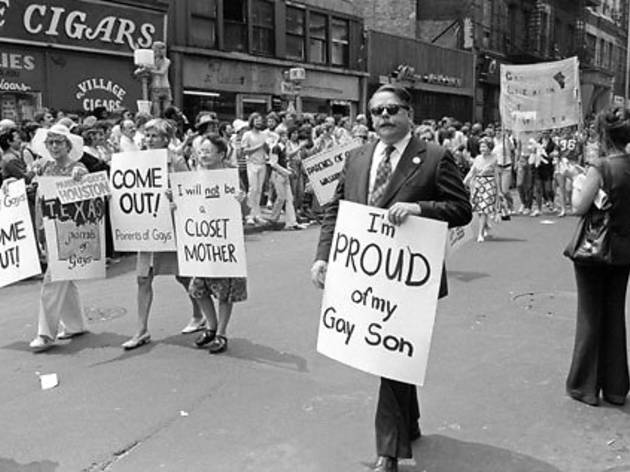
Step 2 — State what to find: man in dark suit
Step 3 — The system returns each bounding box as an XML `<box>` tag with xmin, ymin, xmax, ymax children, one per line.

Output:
<box><xmin>311</xmin><ymin>84</ymin><xmax>472</xmax><ymax>472</ymax></box>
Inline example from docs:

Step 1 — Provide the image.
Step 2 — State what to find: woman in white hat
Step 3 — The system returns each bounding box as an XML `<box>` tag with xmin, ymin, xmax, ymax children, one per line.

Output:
<box><xmin>30</xmin><ymin>124</ymin><xmax>89</xmax><ymax>352</ymax></box>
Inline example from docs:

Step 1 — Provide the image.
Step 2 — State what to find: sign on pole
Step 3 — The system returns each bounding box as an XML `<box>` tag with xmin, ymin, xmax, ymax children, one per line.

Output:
<box><xmin>0</xmin><ymin>180</ymin><xmax>41</xmax><ymax>287</ymax></box>
<box><xmin>39</xmin><ymin>177</ymin><xmax>106</xmax><ymax>281</ymax></box>
<box><xmin>170</xmin><ymin>169</ymin><xmax>247</xmax><ymax>277</ymax></box>
<box><xmin>109</xmin><ymin>149</ymin><xmax>176</xmax><ymax>252</ymax></box>
<box><xmin>317</xmin><ymin>200</ymin><xmax>447</xmax><ymax>386</ymax></box>
<box><xmin>303</xmin><ymin>140</ymin><xmax>362</xmax><ymax>206</ymax></box>
<box><xmin>500</xmin><ymin>57</ymin><xmax>582</xmax><ymax>132</ymax></box>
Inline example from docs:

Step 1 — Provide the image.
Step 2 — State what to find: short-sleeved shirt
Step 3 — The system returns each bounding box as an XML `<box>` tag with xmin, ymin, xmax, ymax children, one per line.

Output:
<box><xmin>241</xmin><ymin>130</ymin><xmax>268</xmax><ymax>166</ymax></box>
<box><xmin>557</xmin><ymin>134</ymin><xmax>583</xmax><ymax>163</ymax></box>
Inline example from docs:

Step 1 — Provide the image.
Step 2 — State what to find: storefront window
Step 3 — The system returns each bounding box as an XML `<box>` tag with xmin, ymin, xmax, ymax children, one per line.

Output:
<box><xmin>331</xmin><ymin>18</ymin><xmax>349</xmax><ymax>66</ymax></box>
<box><xmin>309</xmin><ymin>13</ymin><xmax>327</xmax><ymax>64</ymax></box>
<box><xmin>301</xmin><ymin>97</ymin><xmax>329</xmax><ymax>115</ymax></box>
<box><xmin>183</xmin><ymin>91</ymin><xmax>237</xmax><ymax>124</ymax></box>
<box><xmin>286</xmin><ymin>6</ymin><xmax>305</xmax><ymax>61</ymax></box>
<box><xmin>0</xmin><ymin>92</ymin><xmax>41</xmax><ymax>122</ymax></box>
<box><xmin>225</xmin><ymin>0</ymin><xmax>248</xmax><ymax>52</ymax></box>
<box><xmin>252</xmin><ymin>0</ymin><xmax>274</xmax><ymax>56</ymax></box>
<box><xmin>189</xmin><ymin>0</ymin><xmax>217</xmax><ymax>48</ymax></box>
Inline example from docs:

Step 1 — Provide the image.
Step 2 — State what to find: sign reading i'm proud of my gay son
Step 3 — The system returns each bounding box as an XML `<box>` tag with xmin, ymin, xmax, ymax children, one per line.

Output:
<box><xmin>317</xmin><ymin>200</ymin><xmax>447</xmax><ymax>386</ymax></box>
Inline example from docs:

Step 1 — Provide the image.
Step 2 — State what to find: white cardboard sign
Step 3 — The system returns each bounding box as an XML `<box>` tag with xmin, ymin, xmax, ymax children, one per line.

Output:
<box><xmin>0</xmin><ymin>180</ymin><xmax>41</xmax><ymax>287</ymax></box>
<box><xmin>171</xmin><ymin>169</ymin><xmax>247</xmax><ymax>277</ymax></box>
<box><xmin>39</xmin><ymin>177</ymin><xmax>106</xmax><ymax>281</ymax></box>
<box><xmin>317</xmin><ymin>200</ymin><xmax>447</xmax><ymax>386</ymax></box>
<box><xmin>109</xmin><ymin>150</ymin><xmax>176</xmax><ymax>252</ymax></box>
<box><xmin>303</xmin><ymin>140</ymin><xmax>362</xmax><ymax>206</ymax></box>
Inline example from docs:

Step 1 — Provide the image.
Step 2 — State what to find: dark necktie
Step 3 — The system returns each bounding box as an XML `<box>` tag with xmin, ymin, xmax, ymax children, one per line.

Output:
<box><xmin>369</xmin><ymin>145</ymin><xmax>395</xmax><ymax>206</ymax></box>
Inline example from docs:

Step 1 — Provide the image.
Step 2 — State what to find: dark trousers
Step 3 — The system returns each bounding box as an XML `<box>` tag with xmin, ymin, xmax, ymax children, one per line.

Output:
<box><xmin>566</xmin><ymin>263</ymin><xmax>630</xmax><ymax>403</ymax></box>
<box><xmin>375</xmin><ymin>378</ymin><xmax>420</xmax><ymax>459</ymax></box>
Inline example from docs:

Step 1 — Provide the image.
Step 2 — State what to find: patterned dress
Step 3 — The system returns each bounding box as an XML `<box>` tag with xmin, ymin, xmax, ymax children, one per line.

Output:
<box><xmin>470</xmin><ymin>156</ymin><xmax>498</xmax><ymax>215</ymax></box>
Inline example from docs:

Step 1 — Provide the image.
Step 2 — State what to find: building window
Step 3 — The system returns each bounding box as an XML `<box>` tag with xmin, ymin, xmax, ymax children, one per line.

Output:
<box><xmin>252</xmin><ymin>0</ymin><xmax>274</xmax><ymax>56</ymax></box>
<box><xmin>309</xmin><ymin>12</ymin><xmax>327</xmax><ymax>64</ymax></box>
<box><xmin>224</xmin><ymin>0</ymin><xmax>248</xmax><ymax>52</ymax></box>
<box><xmin>189</xmin><ymin>0</ymin><xmax>217</xmax><ymax>48</ymax></box>
<box><xmin>331</xmin><ymin>18</ymin><xmax>349</xmax><ymax>66</ymax></box>
<box><xmin>286</xmin><ymin>6</ymin><xmax>305</xmax><ymax>61</ymax></box>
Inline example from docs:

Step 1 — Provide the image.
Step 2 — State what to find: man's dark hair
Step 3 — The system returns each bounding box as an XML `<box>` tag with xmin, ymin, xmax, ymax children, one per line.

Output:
<box><xmin>0</xmin><ymin>129</ymin><xmax>18</xmax><ymax>151</ymax></box>
<box><xmin>371</xmin><ymin>84</ymin><xmax>412</xmax><ymax>107</ymax></box>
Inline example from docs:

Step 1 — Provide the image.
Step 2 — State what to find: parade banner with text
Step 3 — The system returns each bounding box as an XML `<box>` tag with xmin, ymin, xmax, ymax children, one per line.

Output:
<box><xmin>109</xmin><ymin>150</ymin><xmax>176</xmax><ymax>252</ymax></box>
<box><xmin>171</xmin><ymin>170</ymin><xmax>247</xmax><ymax>277</ymax></box>
<box><xmin>0</xmin><ymin>180</ymin><xmax>41</xmax><ymax>287</ymax></box>
<box><xmin>303</xmin><ymin>140</ymin><xmax>362</xmax><ymax>206</ymax></box>
<box><xmin>39</xmin><ymin>177</ymin><xmax>106</xmax><ymax>281</ymax></box>
<box><xmin>56</xmin><ymin>171</ymin><xmax>110</xmax><ymax>204</ymax></box>
<box><xmin>317</xmin><ymin>200</ymin><xmax>447</xmax><ymax>385</ymax></box>
<box><xmin>500</xmin><ymin>57</ymin><xmax>581</xmax><ymax>132</ymax></box>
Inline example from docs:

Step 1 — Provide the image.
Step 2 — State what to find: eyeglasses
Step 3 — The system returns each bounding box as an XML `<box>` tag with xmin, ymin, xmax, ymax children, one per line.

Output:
<box><xmin>370</xmin><ymin>104</ymin><xmax>409</xmax><ymax>116</ymax></box>
<box><xmin>45</xmin><ymin>139</ymin><xmax>67</xmax><ymax>146</ymax></box>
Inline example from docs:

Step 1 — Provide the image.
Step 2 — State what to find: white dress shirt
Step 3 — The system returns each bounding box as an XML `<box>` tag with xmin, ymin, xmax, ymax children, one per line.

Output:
<box><xmin>368</xmin><ymin>132</ymin><xmax>413</xmax><ymax>201</ymax></box>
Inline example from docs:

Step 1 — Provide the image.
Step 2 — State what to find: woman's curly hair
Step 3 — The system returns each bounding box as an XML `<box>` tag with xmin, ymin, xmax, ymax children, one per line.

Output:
<box><xmin>596</xmin><ymin>106</ymin><xmax>630</xmax><ymax>152</ymax></box>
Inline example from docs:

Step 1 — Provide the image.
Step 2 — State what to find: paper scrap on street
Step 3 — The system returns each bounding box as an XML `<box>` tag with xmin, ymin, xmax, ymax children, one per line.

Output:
<box><xmin>39</xmin><ymin>373</ymin><xmax>59</xmax><ymax>390</ymax></box>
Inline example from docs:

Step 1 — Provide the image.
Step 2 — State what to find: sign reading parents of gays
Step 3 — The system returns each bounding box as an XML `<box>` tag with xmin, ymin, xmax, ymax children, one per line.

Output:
<box><xmin>317</xmin><ymin>200</ymin><xmax>447</xmax><ymax>386</ymax></box>
<box><xmin>500</xmin><ymin>56</ymin><xmax>582</xmax><ymax>132</ymax></box>
<box><xmin>170</xmin><ymin>169</ymin><xmax>247</xmax><ymax>277</ymax></box>
<box><xmin>109</xmin><ymin>150</ymin><xmax>176</xmax><ymax>252</ymax></box>
<box><xmin>303</xmin><ymin>140</ymin><xmax>362</xmax><ymax>206</ymax></box>
<box><xmin>39</xmin><ymin>177</ymin><xmax>106</xmax><ymax>281</ymax></box>
<box><xmin>0</xmin><ymin>179</ymin><xmax>41</xmax><ymax>288</ymax></box>
<box><xmin>56</xmin><ymin>171</ymin><xmax>110</xmax><ymax>205</ymax></box>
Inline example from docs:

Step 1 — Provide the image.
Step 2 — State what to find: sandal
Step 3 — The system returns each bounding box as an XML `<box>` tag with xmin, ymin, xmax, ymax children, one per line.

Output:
<box><xmin>208</xmin><ymin>335</ymin><xmax>228</xmax><ymax>354</ymax></box>
<box><xmin>121</xmin><ymin>332</ymin><xmax>151</xmax><ymax>350</ymax></box>
<box><xmin>194</xmin><ymin>329</ymin><xmax>217</xmax><ymax>348</ymax></box>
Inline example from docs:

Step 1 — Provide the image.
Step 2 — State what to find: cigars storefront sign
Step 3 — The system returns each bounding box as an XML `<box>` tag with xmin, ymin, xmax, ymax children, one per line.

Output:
<box><xmin>0</xmin><ymin>0</ymin><xmax>166</xmax><ymax>119</ymax></box>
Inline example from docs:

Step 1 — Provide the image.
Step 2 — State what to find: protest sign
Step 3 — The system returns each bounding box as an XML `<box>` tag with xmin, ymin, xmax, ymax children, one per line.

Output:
<box><xmin>171</xmin><ymin>169</ymin><xmax>247</xmax><ymax>277</ymax></box>
<box><xmin>446</xmin><ymin>214</ymin><xmax>478</xmax><ymax>258</ymax></box>
<box><xmin>39</xmin><ymin>177</ymin><xmax>106</xmax><ymax>281</ymax></box>
<box><xmin>0</xmin><ymin>180</ymin><xmax>41</xmax><ymax>287</ymax></box>
<box><xmin>317</xmin><ymin>200</ymin><xmax>447</xmax><ymax>386</ymax></box>
<box><xmin>109</xmin><ymin>150</ymin><xmax>176</xmax><ymax>252</ymax></box>
<box><xmin>500</xmin><ymin>57</ymin><xmax>581</xmax><ymax>132</ymax></box>
<box><xmin>56</xmin><ymin>171</ymin><xmax>110</xmax><ymax>204</ymax></box>
<box><xmin>303</xmin><ymin>140</ymin><xmax>362</xmax><ymax>206</ymax></box>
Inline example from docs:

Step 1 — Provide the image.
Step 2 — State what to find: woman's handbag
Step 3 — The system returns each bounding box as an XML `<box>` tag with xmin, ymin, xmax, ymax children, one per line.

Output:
<box><xmin>563</xmin><ymin>160</ymin><xmax>612</xmax><ymax>264</ymax></box>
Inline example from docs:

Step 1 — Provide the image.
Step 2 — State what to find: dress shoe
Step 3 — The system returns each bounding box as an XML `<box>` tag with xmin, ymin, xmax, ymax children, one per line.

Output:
<box><xmin>371</xmin><ymin>456</ymin><xmax>397</xmax><ymax>472</ymax></box>
<box><xmin>121</xmin><ymin>332</ymin><xmax>151</xmax><ymax>350</ymax></box>
<box><xmin>194</xmin><ymin>329</ymin><xmax>217</xmax><ymax>348</ymax></box>
<box><xmin>57</xmin><ymin>330</ymin><xmax>88</xmax><ymax>340</ymax></box>
<box><xmin>181</xmin><ymin>319</ymin><xmax>207</xmax><ymax>334</ymax></box>
<box><xmin>29</xmin><ymin>336</ymin><xmax>54</xmax><ymax>352</ymax></box>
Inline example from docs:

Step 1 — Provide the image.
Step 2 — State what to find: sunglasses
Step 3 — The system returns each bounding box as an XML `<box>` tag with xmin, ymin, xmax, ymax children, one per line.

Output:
<box><xmin>370</xmin><ymin>104</ymin><xmax>409</xmax><ymax>116</ymax></box>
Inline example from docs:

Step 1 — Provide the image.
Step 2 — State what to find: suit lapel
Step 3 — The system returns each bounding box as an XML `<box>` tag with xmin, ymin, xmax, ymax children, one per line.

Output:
<box><xmin>357</xmin><ymin>142</ymin><xmax>378</xmax><ymax>204</ymax></box>
<box><xmin>378</xmin><ymin>136</ymin><xmax>426</xmax><ymax>208</ymax></box>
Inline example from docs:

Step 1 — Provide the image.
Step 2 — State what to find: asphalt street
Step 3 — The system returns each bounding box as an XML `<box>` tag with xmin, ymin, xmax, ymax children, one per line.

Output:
<box><xmin>1</xmin><ymin>213</ymin><xmax>629</xmax><ymax>472</ymax></box>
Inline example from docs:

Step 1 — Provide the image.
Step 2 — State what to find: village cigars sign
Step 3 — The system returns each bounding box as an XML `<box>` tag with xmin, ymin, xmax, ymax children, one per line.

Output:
<box><xmin>0</xmin><ymin>0</ymin><xmax>165</xmax><ymax>54</ymax></box>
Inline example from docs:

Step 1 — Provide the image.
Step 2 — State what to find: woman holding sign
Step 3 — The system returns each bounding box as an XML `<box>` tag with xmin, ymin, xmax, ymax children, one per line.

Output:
<box><xmin>187</xmin><ymin>134</ymin><xmax>247</xmax><ymax>354</ymax></box>
<box><xmin>30</xmin><ymin>124</ymin><xmax>88</xmax><ymax>352</ymax></box>
<box><xmin>122</xmin><ymin>119</ymin><xmax>205</xmax><ymax>350</ymax></box>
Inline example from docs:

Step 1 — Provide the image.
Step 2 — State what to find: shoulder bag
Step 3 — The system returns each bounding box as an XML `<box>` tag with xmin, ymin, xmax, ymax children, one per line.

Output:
<box><xmin>563</xmin><ymin>159</ymin><xmax>612</xmax><ymax>265</ymax></box>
